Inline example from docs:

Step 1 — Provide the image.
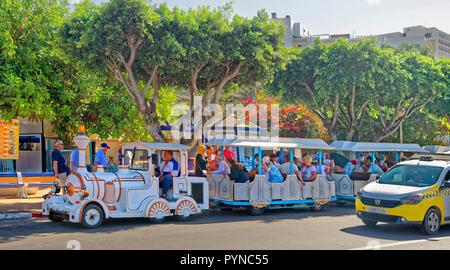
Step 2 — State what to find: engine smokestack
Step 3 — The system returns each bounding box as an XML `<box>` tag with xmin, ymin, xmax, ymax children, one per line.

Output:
<box><xmin>73</xmin><ymin>126</ymin><xmax>90</xmax><ymax>173</ymax></box>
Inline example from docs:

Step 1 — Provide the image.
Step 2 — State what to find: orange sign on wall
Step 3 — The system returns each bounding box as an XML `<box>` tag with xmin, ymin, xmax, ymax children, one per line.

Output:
<box><xmin>0</xmin><ymin>119</ymin><xmax>19</xmax><ymax>159</ymax></box>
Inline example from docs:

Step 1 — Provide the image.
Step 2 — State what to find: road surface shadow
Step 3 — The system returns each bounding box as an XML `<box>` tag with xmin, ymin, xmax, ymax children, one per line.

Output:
<box><xmin>341</xmin><ymin>222</ymin><xmax>450</xmax><ymax>241</ymax></box>
<box><xmin>0</xmin><ymin>203</ymin><xmax>355</xmax><ymax>244</ymax></box>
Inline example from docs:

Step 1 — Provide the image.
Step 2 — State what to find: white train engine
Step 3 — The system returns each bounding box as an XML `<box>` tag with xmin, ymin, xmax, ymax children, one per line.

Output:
<box><xmin>42</xmin><ymin>128</ymin><xmax>209</xmax><ymax>228</ymax></box>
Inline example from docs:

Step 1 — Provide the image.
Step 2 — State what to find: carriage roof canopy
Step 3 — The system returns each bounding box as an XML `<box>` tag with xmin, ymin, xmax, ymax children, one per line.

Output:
<box><xmin>205</xmin><ymin>137</ymin><xmax>334</xmax><ymax>150</ymax></box>
<box><xmin>329</xmin><ymin>141</ymin><xmax>358</xmax><ymax>151</ymax></box>
<box><xmin>123</xmin><ymin>142</ymin><xmax>190</xmax><ymax>150</ymax></box>
<box><xmin>330</xmin><ymin>141</ymin><xmax>428</xmax><ymax>153</ymax></box>
<box><xmin>204</xmin><ymin>137</ymin><xmax>238</xmax><ymax>146</ymax></box>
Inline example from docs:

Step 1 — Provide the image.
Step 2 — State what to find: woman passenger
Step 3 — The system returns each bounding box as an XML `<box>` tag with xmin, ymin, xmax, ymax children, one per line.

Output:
<box><xmin>227</xmin><ymin>158</ymin><xmax>249</xmax><ymax>183</ymax></box>
<box><xmin>194</xmin><ymin>145</ymin><xmax>208</xmax><ymax>177</ymax></box>
<box><xmin>262</xmin><ymin>156</ymin><xmax>284</xmax><ymax>183</ymax></box>
<box><xmin>301</xmin><ymin>156</ymin><xmax>317</xmax><ymax>181</ymax></box>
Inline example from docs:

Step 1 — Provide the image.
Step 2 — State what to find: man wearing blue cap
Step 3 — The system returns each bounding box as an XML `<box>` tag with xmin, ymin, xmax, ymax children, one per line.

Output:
<box><xmin>94</xmin><ymin>142</ymin><xmax>110</xmax><ymax>172</ymax></box>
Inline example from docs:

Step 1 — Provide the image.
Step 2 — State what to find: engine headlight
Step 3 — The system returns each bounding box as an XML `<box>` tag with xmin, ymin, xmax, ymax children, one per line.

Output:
<box><xmin>401</xmin><ymin>194</ymin><xmax>424</xmax><ymax>205</ymax></box>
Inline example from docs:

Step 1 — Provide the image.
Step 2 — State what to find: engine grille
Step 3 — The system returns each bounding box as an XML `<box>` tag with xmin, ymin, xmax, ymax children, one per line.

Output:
<box><xmin>361</xmin><ymin>196</ymin><xmax>402</xmax><ymax>208</ymax></box>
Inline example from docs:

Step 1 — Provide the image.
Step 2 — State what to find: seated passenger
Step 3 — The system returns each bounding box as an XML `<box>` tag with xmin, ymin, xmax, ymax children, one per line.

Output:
<box><xmin>223</xmin><ymin>146</ymin><xmax>235</xmax><ymax>160</ymax></box>
<box><xmin>362</xmin><ymin>156</ymin><xmax>384</xmax><ymax>176</ymax></box>
<box><xmin>279</xmin><ymin>155</ymin><xmax>306</xmax><ymax>185</ymax></box>
<box><xmin>262</xmin><ymin>156</ymin><xmax>284</xmax><ymax>183</ymax></box>
<box><xmin>159</xmin><ymin>150</ymin><xmax>179</xmax><ymax>199</ymax></box>
<box><xmin>312</xmin><ymin>159</ymin><xmax>326</xmax><ymax>175</ymax></box>
<box><xmin>194</xmin><ymin>145</ymin><xmax>208</xmax><ymax>177</ymax></box>
<box><xmin>227</xmin><ymin>158</ymin><xmax>249</xmax><ymax>183</ymax></box>
<box><xmin>270</xmin><ymin>153</ymin><xmax>281</xmax><ymax>169</ymax></box>
<box><xmin>323</xmin><ymin>154</ymin><xmax>334</xmax><ymax>174</ymax></box>
<box><xmin>209</xmin><ymin>156</ymin><xmax>230</xmax><ymax>175</ymax></box>
<box><xmin>301</xmin><ymin>156</ymin><xmax>317</xmax><ymax>181</ymax></box>
<box><xmin>248</xmin><ymin>153</ymin><xmax>260</xmax><ymax>179</ymax></box>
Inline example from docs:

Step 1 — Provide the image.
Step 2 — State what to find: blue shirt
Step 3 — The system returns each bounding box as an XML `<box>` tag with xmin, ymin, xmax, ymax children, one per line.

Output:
<box><xmin>94</xmin><ymin>149</ymin><xmax>108</xmax><ymax>167</ymax></box>
<box><xmin>267</xmin><ymin>163</ymin><xmax>284</xmax><ymax>183</ymax></box>
<box><xmin>213</xmin><ymin>160</ymin><xmax>230</xmax><ymax>175</ymax></box>
<box><xmin>70</xmin><ymin>150</ymin><xmax>79</xmax><ymax>168</ymax></box>
<box><xmin>52</xmin><ymin>149</ymin><xmax>69</xmax><ymax>174</ymax></box>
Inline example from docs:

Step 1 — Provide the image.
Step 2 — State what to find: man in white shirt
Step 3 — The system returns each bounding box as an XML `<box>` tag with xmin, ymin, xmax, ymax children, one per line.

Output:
<box><xmin>279</xmin><ymin>156</ymin><xmax>306</xmax><ymax>185</ymax></box>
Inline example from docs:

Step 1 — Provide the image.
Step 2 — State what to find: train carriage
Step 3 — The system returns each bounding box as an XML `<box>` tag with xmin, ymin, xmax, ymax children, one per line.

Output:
<box><xmin>42</xmin><ymin>127</ymin><xmax>209</xmax><ymax>228</ymax></box>
<box><xmin>206</xmin><ymin>137</ymin><xmax>337</xmax><ymax>215</ymax></box>
<box><xmin>330</xmin><ymin>141</ymin><xmax>428</xmax><ymax>203</ymax></box>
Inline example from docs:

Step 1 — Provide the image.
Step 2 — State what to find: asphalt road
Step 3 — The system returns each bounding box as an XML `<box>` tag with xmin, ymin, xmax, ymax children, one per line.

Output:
<box><xmin>2</xmin><ymin>203</ymin><xmax>450</xmax><ymax>250</ymax></box>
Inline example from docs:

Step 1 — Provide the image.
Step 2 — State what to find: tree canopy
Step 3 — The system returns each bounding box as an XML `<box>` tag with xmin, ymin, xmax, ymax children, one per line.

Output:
<box><xmin>59</xmin><ymin>0</ymin><xmax>287</xmax><ymax>143</ymax></box>
<box><xmin>267</xmin><ymin>38</ymin><xmax>449</xmax><ymax>143</ymax></box>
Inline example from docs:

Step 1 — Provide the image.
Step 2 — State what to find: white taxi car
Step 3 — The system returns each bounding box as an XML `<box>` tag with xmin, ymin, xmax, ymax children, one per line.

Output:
<box><xmin>355</xmin><ymin>156</ymin><xmax>450</xmax><ymax>235</ymax></box>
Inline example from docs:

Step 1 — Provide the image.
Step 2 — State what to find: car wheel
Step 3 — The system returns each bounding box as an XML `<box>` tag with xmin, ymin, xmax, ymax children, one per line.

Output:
<box><xmin>362</xmin><ymin>219</ymin><xmax>378</xmax><ymax>227</ymax></box>
<box><xmin>81</xmin><ymin>204</ymin><xmax>104</xmax><ymax>229</ymax></box>
<box><xmin>420</xmin><ymin>208</ymin><xmax>441</xmax><ymax>235</ymax></box>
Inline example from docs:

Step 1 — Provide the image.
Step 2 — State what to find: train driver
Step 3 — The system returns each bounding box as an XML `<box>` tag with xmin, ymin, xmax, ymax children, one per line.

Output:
<box><xmin>159</xmin><ymin>150</ymin><xmax>179</xmax><ymax>198</ymax></box>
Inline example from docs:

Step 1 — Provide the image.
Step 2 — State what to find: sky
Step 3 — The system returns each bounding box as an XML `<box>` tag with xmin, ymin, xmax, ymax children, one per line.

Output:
<box><xmin>147</xmin><ymin>0</ymin><xmax>450</xmax><ymax>36</ymax></box>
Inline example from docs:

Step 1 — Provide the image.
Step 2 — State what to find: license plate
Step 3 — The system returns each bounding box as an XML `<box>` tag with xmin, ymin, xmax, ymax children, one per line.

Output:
<box><xmin>367</xmin><ymin>207</ymin><xmax>387</xmax><ymax>215</ymax></box>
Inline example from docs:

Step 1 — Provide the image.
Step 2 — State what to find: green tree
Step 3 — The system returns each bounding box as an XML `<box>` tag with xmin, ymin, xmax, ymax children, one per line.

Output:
<box><xmin>267</xmin><ymin>38</ymin><xmax>403</xmax><ymax>141</ymax></box>
<box><xmin>372</xmin><ymin>52</ymin><xmax>446</xmax><ymax>142</ymax></box>
<box><xmin>59</xmin><ymin>0</ymin><xmax>180</xmax><ymax>142</ymax></box>
<box><xmin>0</xmin><ymin>0</ymin><xmax>68</xmax><ymax>121</ymax></box>
<box><xmin>60</xmin><ymin>0</ymin><xmax>287</xmax><ymax>143</ymax></box>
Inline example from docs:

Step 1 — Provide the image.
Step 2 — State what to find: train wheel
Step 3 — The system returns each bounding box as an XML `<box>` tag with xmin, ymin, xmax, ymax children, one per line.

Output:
<box><xmin>176</xmin><ymin>199</ymin><xmax>197</xmax><ymax>221</ymax></box>
<box><xmin>148</xmin><ymin>200</ymin><xmax>170</xmax><ymax>223</ymax></box>
<box><xmin>248</xmin><ymin>206</ymin><xmax>265</xmax><ymax>216</ymax></box>
<box><xmin>310</xmin><ymin>204</ymin><xmax>324</xmax><ymax>212</ymax></box>
<box><xmin>48</xmin><ymin>211</ymin><xmax>63</xmax><ymax>222</ymax></box>
<box><xmin>81</xmin><ymin>204</ymin><xmax>104</xmax><ymax>229</ymax></box>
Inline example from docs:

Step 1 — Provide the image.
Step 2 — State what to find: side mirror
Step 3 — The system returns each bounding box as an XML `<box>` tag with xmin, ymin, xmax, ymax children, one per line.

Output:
<box><xmin>442</xmin><ymin>181</ymin><xmax>450</xmax><ymax>188</ymax></box>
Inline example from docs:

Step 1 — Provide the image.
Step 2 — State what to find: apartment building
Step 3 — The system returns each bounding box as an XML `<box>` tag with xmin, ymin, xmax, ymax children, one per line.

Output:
<box><xmin>271</xmin><ymin>13</ymin><xmax>450</xmax><ymax>59</ymax></box>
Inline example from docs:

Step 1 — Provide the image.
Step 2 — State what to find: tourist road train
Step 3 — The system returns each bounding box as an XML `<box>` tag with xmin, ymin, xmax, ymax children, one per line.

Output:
<box><xmin>41</xmin><ymin>127</ymin><xmax>437</xmax><ymax>228</ymax></box>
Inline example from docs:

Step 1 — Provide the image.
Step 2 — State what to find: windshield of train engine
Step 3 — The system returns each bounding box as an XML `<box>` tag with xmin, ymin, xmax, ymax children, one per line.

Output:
<box><xmin>124</xmin><ymin>149</ymin><xmax>149</xmax><ymax>171</ymax></box>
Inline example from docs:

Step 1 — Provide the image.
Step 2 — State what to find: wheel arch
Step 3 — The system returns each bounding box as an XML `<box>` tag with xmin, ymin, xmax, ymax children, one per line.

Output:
<box><xmin>78</xmin><ymin>200</ymin><xmax>109</xmax><ymax>223</ymax></box>
<box><xmin>428</xmin><ymin>205</ymin><xmax>443</xmax><ymax>224</ymax></box>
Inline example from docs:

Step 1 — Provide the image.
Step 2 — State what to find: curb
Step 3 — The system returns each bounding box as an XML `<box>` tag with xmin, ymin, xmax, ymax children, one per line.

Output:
<box><xmin>0</xmin><ymin>212</ymin><xmax>44</xmax><ymax>220</ymax></box>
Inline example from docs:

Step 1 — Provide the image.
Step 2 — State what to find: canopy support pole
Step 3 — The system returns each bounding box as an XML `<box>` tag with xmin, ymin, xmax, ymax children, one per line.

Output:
<box><xmin>280</xmin><ymin>148</ymin><xmax>284</xmax><ymax>164</ymax></box>
<box><xmin>372</xmin><ymin>152</ymin><xmax>375</xmax><ymax>174</ymax></box>
<box><xmin>258</xmin><ymin>148</ymin><xmax>262</xmax><ymax>175</ymax></box>
<box><xmin>319</xmin><ymin>149</ymin><xmax>322</xmax><ymax>174</ymax></box>
<box><xmin>290</xmin><ymin>148</ymin><xmax>293</xmax><ymax>175</ymax></box>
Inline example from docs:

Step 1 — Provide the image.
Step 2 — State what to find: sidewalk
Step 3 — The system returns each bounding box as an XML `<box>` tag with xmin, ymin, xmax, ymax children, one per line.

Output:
<box><xmin>0</xmin><ymin>189</ymin><xmax>48</xmax><ymax>220</ymax></box>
